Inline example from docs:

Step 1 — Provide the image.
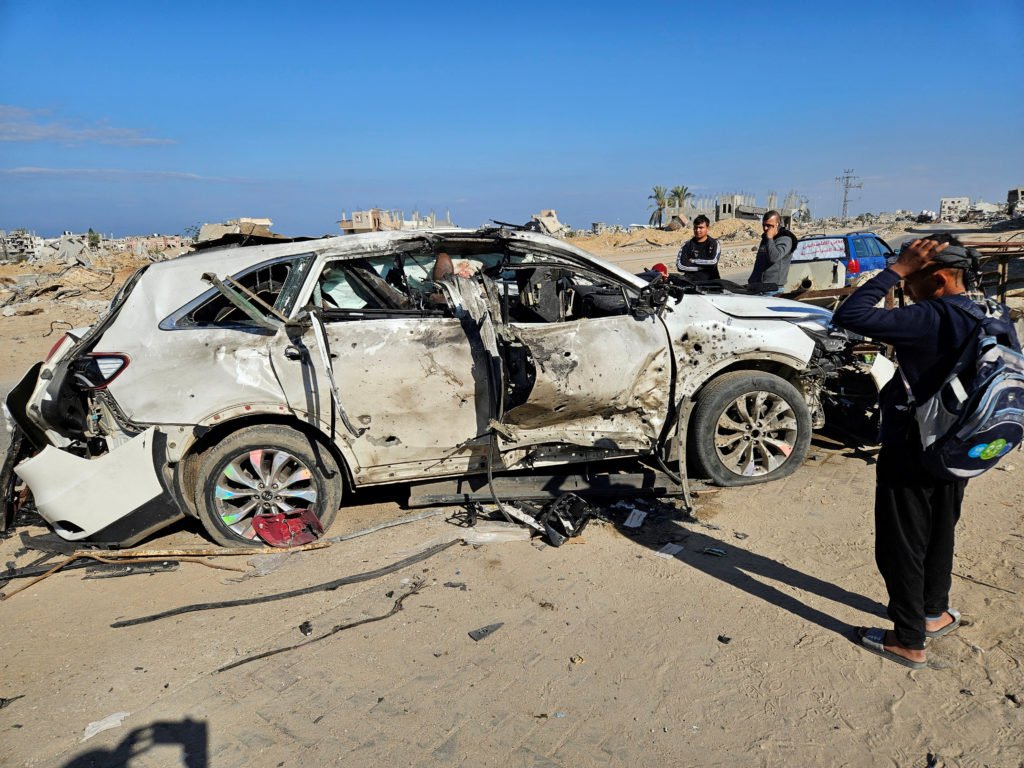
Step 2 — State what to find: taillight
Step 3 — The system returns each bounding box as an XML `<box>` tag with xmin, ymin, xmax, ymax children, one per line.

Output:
<box><xmin>847</xmin><ymin>258</ymin><xmax>860</xmax><ymax>274</ymax></box>
<box><xmin>72</xmin><ymin>353</ymin><xmax>131</xmax><ymax>389</ymax></box>
<box><xmin>45</xmin><ymin>333</ymin><xmax>70</xmax><ymax>362</ymax></box>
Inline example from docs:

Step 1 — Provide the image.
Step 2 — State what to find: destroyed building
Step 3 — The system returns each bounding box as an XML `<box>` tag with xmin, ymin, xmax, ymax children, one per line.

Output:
<box><xmin>197</xmin><ymin>217</ymin><xmax>275</xmax><ymax>243</ymax></box>
<box><xmin>939</xmin><ymin>196</ymin><xmax>971</xmax><ymax>222</ymax></box>
<box><xmin>0</xmin><ymin>230</ymin><xmax>42</xmax><ymax>263</ymax></box>
<box><xmin>337</xmin><ymin>209</ymin><xmax>452</xmax><ymax>235</ymax></box>
<box><xmin>1009</xmin><ymin>187</ymin><xmax>1024</xmax><ymax>218</ymax></box>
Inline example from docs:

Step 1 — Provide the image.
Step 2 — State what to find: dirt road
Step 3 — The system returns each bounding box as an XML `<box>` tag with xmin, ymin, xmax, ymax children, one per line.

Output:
<box><xmin>2</xmin><ymin>227</ymin><xmax>1023</xmax><ymax>766</ymax></box>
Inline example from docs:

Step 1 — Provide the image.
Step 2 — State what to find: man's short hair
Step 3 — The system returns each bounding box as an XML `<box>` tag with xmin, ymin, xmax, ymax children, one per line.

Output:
<box><xmin>923</xmin><ymin>233</ymin><xmax>971</xmax><ymax>286</ymax></box>
<box><xmin>693</xmin><ymin>214</ymin><xmax>710</xmax><ymax>227</ymax></box>
<box><xmin>762</xmin><ymin>210</ymin><xmax>782</xmax><ymax>225</ymax></box>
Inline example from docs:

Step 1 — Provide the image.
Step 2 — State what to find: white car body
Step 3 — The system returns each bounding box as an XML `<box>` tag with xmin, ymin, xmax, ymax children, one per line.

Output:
<box><xmin>5</xmin><ymin>227</ymin><xmax>853</xmax><ymax>546</ymax></box>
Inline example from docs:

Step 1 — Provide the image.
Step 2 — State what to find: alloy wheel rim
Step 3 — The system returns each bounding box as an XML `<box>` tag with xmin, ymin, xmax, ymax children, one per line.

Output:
<box><xmin>213</xmin><ymin>448</ymin><xmax>318</xmax><ymax>539</ymax></box>
<box><xmin>713</xmin><ymin>391</ymin><xmax>798</xmax><ymax>477</ymax></box>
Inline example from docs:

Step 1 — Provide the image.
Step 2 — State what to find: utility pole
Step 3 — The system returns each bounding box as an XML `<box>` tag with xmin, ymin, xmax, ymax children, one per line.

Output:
<box><xmin>835</xmin><ymin>169</ymin><xmax>862</xmax><ymax>222</ymax></box>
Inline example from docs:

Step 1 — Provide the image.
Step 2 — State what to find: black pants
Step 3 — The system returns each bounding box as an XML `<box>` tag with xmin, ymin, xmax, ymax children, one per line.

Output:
<box><xmin>874</xmin><ymin>446</ymin><xmax>966</xmax><ymax>649</ymax></box>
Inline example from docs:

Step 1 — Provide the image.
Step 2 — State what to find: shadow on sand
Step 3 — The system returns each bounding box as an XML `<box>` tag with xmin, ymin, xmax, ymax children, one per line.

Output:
<box><xmin>614</xmin><ymin>502</ymin><xmax>886</xmax><ymax>638</ymax></box>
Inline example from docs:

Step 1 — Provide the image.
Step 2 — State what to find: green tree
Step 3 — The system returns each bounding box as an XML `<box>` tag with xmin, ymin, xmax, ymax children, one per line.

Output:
<box><xmin>647</xmin><ymin>185</ymin><xmax>668</xmax><ymax>227</ymax></box>
<box><xmin>87</xmin><ymin>228</ymin><xmax>100</xmax><ymax>248</ymax></box>
<box><xmin>669</xmin><ymin>185</ymin><xmax>693</xmax><ymax>210</ymax></box>
<box><xmin>183</xmin><ymin>223</ymin><xmax>201</xmax><ymax>243</ymax></box>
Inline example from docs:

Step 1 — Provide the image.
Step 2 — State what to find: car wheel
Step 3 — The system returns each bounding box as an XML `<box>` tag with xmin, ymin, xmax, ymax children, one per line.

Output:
<box><xmin>195</xmin><ymin>425</ymin><xmax>342</xmax><ymax>547</ymax></box>
<box><xmin>690</xmin><ymin>371</ymin><xmax>811</xmax><ymax>487</ymax></box>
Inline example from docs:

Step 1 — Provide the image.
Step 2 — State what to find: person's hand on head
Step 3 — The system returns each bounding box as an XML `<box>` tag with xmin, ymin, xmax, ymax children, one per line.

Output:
<box><xmin>891</xmin><ymin>239</ymin><xmax>948</xmax><ymax>278</ymax></box>
<box><xmin>763</xmin><ymin>220</ymin><xmax>779</xmax><ymax>239</ymax></box>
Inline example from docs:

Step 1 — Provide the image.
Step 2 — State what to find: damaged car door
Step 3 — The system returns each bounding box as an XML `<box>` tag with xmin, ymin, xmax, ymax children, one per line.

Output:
<box><xmin>486</xmin><ymin>242</ymin><xmax>673</xmax><ymax>462</ymax></box>
<box><xmin>271</xmin><ymin>250</ymin><xmax>494</xmax><ymax>484</ymax></box>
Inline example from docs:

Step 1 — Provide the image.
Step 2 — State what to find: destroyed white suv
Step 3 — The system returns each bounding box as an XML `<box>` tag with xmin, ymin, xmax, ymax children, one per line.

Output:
<box><xmin>3</xmin><ymin>227</ymin><xmax>879</xmax><ymax>547</ymax></box>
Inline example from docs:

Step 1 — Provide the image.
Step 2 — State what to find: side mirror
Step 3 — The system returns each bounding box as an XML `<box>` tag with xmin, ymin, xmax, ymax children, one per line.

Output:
<box><xmin>633</xmin><ymin>281</ymin><xmax>669</xmax><ymax>318</ymax></box>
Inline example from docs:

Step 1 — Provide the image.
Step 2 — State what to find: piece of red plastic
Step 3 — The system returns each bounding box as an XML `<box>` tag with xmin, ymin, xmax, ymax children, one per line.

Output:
<box><xmin>253</xmin><ymin>510</ymin><xmax>324</xmax><ymax>547</ymax></box>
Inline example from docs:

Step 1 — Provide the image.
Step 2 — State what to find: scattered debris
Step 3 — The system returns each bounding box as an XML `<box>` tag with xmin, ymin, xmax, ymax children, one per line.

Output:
<box><xmin>953</xmin><ymin>571</ymin><xmax>1017</xmax><ymax>595</ymax></box>
<box><xmin>0</xmin><ymin>695</ymin><xmax>24</xmax><ymax>710</ymax></box>
<box><xmin>655</xmin><ymin>543</ymin><xmax>684</xmax><ymax>559</ymax></box>
<box><xmin>461</xmin><ymin>522</ymin><xmax>533</xmax><ymax>545</ymax></box>
<box><xmin>569</xmin><ymin>655</ymin><xmax>585</xmax><ymax>665</ymax></box>
<box><xmin>717</xmin><ymin>635</ymin><xmax>732</xmax><ymax>644</ymax></box>
<box><xmin>538</xmin><ymin>601</ymin><xmax>555</xmax><ymax>610</ymax></box>
<box><xmin>299</xmin><ymin>621</ymin><xmax>313</xmax><ymax>637</ymax></box>
<box><xmin>536</xmin><ymin>494</ymin><xmax>596</xmax><ymax>547</ymax></box>
<box><xmin>622</xmin><ymin>509</ymin><xmax>647</xmax><ymax>528</ymax></box>
<box><xmin>227</xmin><ymin>552</ymin><xmax>301</xmax><ymax>583</ymax></box>
<box><xmin>82</xmin><ymin>711</ymin><xmax>130</xmax><ymax>742</ymax></box>
<box><xmin>1006</xmin><ymin>693</ymin><xmax>1022</xmax><ymax>707</ymax></box>
<box><xmin>468</xmin><ymin>623</ymin><xmax>503</xmax><ymax>642</ymax></box>
<box><xmin>444</xmin><ymin>581</ymin><xmax>468</xmax><ymax>591</ymax></box>
<box><xmin>83</xmin><ymin>561</ymin><xmax>179</xmax><ymax>579</ymax></box>
<box><xmin>217</xmin><ymin>580</ymin><xmax>425</xmax><ymax>673</ymax></box>
<box><xmin>733</xmin><ymin>532</ymin><xmax>749</xmax><ymax>540</ymax></box>
<box><xmin>959</xmin><ymin>688</ymin><xmax>974</xmax><ymax>696</ymax></box>
<box><xmin>702</xmin><ymin>547</ymin><xmax>727</xmax><ymax>557</ymax></box>
<box><xmin>111</xmin><ymin>540</ymin><xmax>458</xmax><ymax>628</ymax></box>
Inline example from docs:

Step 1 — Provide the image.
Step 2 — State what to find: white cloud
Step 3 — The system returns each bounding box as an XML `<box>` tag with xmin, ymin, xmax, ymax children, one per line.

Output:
<box><xmin>0</xmin><ymin>105</ymin><xmax>175</xmax><ymax>146</ymax></box>
<box><xmin>0</xmin><ymin>166</ymin><xmax>233</xmax><ymax>182</ymax></box>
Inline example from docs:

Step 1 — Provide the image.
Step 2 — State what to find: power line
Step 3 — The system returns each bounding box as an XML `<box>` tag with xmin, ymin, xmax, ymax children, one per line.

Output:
<box><xmin>835</xmin><ymin>169</ymin><xmax>862</xmax><ymax>222</ymax></box>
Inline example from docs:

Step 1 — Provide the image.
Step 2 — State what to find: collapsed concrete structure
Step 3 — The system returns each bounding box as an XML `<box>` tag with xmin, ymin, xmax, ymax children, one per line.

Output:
<box><xmin>1008</xmin><ymin>187</ymin><xmax>1024</xmax><ymax>218</ymax></box>
<box><xmin>939</xmin><ymin>197</ymin><xmax>971</xmax><ymax>222</ymax></box>
<box><xmin>197</xmin><ymin>217</ymin><xmax>275</xmax><ymax>243</ymax></box>
<box><xmin>337</xmin><ymin>209</ymin><xmax>453</xmax><ymax>235</ymax></box>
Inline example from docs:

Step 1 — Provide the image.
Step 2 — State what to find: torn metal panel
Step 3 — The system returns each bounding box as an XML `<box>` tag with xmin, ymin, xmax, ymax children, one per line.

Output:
<box><xmin>278</xmin><ymin>315</ymin><xmax>491</xmax><ymax>473</ymax></box>
<box><xmin>497</xmin><ymin>315</ymin><xmax>671</xmax><ymax>448</ymax></box>
<box><xmin>13</xmin><ymin>427</ymin><xmax>177</xmax><ymax>542</ymax></box>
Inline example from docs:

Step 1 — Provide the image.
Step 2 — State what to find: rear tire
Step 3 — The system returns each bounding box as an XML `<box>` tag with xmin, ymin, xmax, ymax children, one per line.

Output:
<box><xmin>690</xmin><ymin>371</ymin><xmax>811</xmax><ymax>487</ymax></box>
<box><xmin>195</xmin><ymin>425</ymin><xmax>342</xmax><ymax>547</ymax></box>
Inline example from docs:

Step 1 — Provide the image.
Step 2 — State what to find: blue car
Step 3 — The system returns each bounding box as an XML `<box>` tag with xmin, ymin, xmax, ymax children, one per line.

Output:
<box><xmin>790</xmin><ymin>232</ymin><xmax>896</xmax><ymax>283</ymax></box>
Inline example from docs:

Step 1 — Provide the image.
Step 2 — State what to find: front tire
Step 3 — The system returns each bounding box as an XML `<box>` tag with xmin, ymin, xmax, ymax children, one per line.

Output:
<box><xmin>195</xmin><ymin>425</ymin><xmax>342</xmax><ymax>547</ymax></box>
<box><xmin>690</xmin><ymin>371</ymin><xmax>811</xmax><ymax>486</ymax></box>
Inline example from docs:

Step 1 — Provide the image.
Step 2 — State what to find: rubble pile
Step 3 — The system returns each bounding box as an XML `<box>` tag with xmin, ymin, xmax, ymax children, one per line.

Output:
<box><xmin>0</xmin><ymin>252</ymin><xmax>146</xmax><ymax>321</ymax></box>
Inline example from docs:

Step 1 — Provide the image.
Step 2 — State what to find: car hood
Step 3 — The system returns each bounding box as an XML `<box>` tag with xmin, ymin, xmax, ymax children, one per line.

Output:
<box><xmin>700</xmin><ymin>293</ymin><xmax>833</xmax><ymax>321</ymax></box>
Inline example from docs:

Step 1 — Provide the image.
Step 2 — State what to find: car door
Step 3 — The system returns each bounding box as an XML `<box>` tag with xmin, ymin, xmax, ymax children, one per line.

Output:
<box><xmin>482</xmin><ymin>241</ymin><xmax>673</xmax><ymax>461</ymax></box>
<box><xmin>271</xmin><ymin>251</ymin><xmax>494</xmax><ymax>484</ymax></box>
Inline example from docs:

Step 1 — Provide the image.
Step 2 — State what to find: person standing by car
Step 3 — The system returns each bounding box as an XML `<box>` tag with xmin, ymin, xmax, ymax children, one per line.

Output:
<box><xmin>747</xmin><ymin>210</ymin><xmax>796</xmax><ymax>291</ymax></box>
<box><xmin>676</xmin><ymin>215</ymin><xmax>721</xmax><ymax>281</ymax></box>
<box><xmin>832</xmin><ymin>235</ymin><xmax>1018</xmax><ymax>669</ymax></box>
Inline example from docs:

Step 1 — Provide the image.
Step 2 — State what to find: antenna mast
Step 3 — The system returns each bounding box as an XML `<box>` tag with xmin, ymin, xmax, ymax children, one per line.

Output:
<box><xmin>835</xmin><ymin>169</ymin><xmax>862</xmax><ymax>222</ymax></box>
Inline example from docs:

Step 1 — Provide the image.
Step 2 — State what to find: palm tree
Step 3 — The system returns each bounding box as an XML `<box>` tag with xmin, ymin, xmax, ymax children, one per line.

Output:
<box><xmin>648</xmin><ymin>185</ymin><xmax>668</xmax><ymax>227</ymax></box>
<box><xmin>669</xmin><ymin>185</ymin><xmax>693</xmax><ymax>211</ymax></box>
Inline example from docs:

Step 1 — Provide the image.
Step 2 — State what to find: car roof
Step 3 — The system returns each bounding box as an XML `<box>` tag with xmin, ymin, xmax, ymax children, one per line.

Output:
<box><xmin>128</xmin><ymin>227</ymin><xmax>650</xmax><ymax>320</ymax></box>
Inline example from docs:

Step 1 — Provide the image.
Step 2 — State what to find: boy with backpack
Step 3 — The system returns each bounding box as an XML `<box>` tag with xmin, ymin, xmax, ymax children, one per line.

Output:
<box><xmin>833</xmin><ymin>235</ymin><xmax>1022</xmax><ymax>669</ymax></box>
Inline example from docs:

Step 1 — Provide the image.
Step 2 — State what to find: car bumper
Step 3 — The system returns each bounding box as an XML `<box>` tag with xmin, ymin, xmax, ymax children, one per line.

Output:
<box><xmin>13</xmin><ymin>426</ymin><xmax>183</xmax><ymax>546</ymax></box>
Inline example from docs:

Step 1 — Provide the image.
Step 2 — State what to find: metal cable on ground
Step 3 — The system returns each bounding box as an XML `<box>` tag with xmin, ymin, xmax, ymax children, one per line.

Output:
<box><xmin>326</xmin><ymin>508</ymin><xmax>446</xmax><ymax>543</ymax></box>
<box><xmin>110</xmin><ymin>539</ymin><xmax>459</xmax><ymax>628</ymax></box>
<box><xmin>215</xmin><ymin>580</ymin><xmax>424</xmax><ymax>673</ymax></box>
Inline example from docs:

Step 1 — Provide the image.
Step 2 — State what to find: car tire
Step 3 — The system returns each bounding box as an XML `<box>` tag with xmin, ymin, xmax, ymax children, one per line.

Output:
<box><xmin>690</xmin><ymin>371</ymin><xmax>811</xmax><ymax>487</ymax></box>
<box><xmin>195</xmin><ymin>425</ymin><xmax>342</xmax><ymax>547</ymax></box>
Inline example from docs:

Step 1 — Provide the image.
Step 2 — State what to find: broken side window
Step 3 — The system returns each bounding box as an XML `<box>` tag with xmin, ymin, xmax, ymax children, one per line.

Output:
<box><xmin>162</xmin><ymin>254</ymin><xmax>312</xmax><ymax>330</ymax></box>
<box><xmin>492</xmin><ymin>249</ymin><xmax>632</xmax><ymax>323</ymax></box>
<box><xmin>314</xmin><ymin>253</ymin><xmax>451</xmax><ymax>319</ymax></box>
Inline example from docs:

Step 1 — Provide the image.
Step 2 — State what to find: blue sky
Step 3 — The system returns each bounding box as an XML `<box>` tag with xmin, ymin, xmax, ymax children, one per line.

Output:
<box><xmin>1</xmin><ymin>0</ymin><xmax>1022</xmax><ymax>237</ymax></box>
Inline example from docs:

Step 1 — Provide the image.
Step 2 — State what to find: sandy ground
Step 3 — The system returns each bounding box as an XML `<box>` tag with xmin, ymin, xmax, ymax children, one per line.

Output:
<box><xmin>2</xmin><ymin>226</ymin><xmax>1024</xmax><ymax>767</ymax></box>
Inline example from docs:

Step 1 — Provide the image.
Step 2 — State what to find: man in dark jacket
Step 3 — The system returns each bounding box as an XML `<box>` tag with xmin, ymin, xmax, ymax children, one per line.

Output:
<box><xmin>676</xmin><ymin>215</ymin><xmax>721</xmax><ymax>281</ymax></box>
<box><xmin>747</xmin><ymin>210</ymin><xmax>797</xmax><ymax>290</ymax></box>
<box><xmin>832</xmin><ymin>235</ymin><xmax>1018</xmax><ymax>669</ymax></box>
